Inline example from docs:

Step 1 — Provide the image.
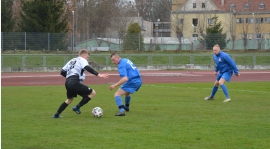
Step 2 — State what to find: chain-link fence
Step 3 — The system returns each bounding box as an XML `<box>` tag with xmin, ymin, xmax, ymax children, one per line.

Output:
<box><xmin>2</xmin><ymin>32</ymin><xmax>270</xmax><ymax>51</ymax></box>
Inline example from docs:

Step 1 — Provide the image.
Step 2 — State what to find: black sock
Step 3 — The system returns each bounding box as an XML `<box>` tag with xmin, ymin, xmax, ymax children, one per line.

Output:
<box><xmin>77</xmin><ymin>97</ymin><xmax>91</xmax><ymax>108</ymax></box>
<box><xmin>118</xmin><ymin>105</ymin><xmax>125</xmax><ymax>109</ymax></box>
<box><xmin>55</xmin><ymin>102</ymin><xmax>68</xmax><ymax>116</ymax></box>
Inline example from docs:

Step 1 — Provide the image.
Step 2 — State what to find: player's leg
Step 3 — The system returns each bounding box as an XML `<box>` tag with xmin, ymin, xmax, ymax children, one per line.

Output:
<box><xmin>114</xmin><ymin>88</ymin><xmax>126</xmax><ymax>116</ymax></box>
<box><xmin>122</xmin><ymin>81</ymin><xmax>141</xmax><ymax>112</ymax></box>
<box><xmin>53</xmin><ymin>97</ymin><xmax>74</xmax><ymax>118</ymax></box>
<box><xmin>73</xmin><ymin>85</ymin><xmax>94</xmax><ymax>114</ymax></box>
<box><xmin>219</xmin><ymin>72</ymin><xmax>232</xmax><ymax>102</ymax></box>
<box><xmin>53</xmin><ymin>81</ymin><xmax>76</xmax><ymax>118</ymax></box>
<box><xmin>124</xmin><ymin>92</ymin><xmax>131</xmax><ymax>112</ymax></box>
<box><xmin>205</xmin><ymin>74</ymin><xmax>221</xmax><ymax>100</ymax></box>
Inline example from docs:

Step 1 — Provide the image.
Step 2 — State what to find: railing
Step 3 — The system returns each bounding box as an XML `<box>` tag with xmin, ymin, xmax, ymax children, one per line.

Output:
<box><xmin>2</xmin><ymin>54</ymin><xmax>270</xmax><ymax>70</ymax></box>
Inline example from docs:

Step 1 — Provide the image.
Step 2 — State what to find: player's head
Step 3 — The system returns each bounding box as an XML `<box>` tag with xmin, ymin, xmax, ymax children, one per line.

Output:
<box><xmin>213</xmin><ymin>44</ymin><xmax>221</xmax><ymax>55</ymax></box>
<box><xmin>79</xmin><ymin>49</ymin><xmax>89</xmax><ymax>60</ymax></box>
<box><xmin>110</xmin><ymin>52</ymin><xmax>121</xmax><ymax>64</ymax></box>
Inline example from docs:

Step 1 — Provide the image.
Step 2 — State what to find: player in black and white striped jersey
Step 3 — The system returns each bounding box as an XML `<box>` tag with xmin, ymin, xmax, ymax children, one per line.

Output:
<box><xmin>52</xmin><ymin>49</ymin><xmax>109</xmax><ymax>118</ymax></box>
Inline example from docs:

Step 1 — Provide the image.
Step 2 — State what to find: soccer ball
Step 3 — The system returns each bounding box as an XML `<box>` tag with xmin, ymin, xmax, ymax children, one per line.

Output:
<box><xmin>92</xmin><ymin>107</ymin><xmax>103</xmax><ymax>118</ymax></box>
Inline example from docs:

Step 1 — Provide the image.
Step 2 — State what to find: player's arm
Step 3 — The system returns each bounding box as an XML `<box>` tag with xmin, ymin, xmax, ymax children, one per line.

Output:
<box><xmin>84</xmin><ymin>66</ymin><xmax>109</xmax><ymax>78</ymax></box>
<box><xmin>224</xmin><ymin>55</ymin><xmax>239</xmax><ymax>75</ymax></box>
<box><xmin>114</xmin><ymin>76</ymin><xmax>128</xmax><ymax>87</ymax></box>
<box><xmin>60</xmin><ymin>69</ymin><xmax>67</xmax><ymax>77</ymax></box>
<box><xmin>60</xmin><ymin>63</ymin><xmax>69</xmax><ymax>77</ymax></box>
<box><xmin>84</xmin><ymin>65</ymin><xmax>99</xmax><ymax>76</ymax></box>
<box><xmin>214</xmin><ymin>55</ymin><xmax>219</xmax><ymax>75</ymax></box>
<box><xmin>109</xmin><ymin>76</ymin><xmax>128</xmax><ymax>90</ymax></box>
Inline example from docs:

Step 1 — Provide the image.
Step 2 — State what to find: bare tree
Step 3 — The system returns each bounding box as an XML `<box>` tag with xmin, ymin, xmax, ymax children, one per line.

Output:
<box><xmin>108</xmin><ymin>0</ymin><xmax>138</xmax><ymax>50</ymax></box>
<box><xmin>254</xmin><ymin>15</ymin><xmax>264</xmax><ymax>50</ymax></box>
<box><xmin>239</xmin><ymin>15</ymin><xmax>250</xmax><ymax>51</ymax></box>
<box><xmin>170</xmin><ymin>1</ymin><xmax>187</xmax><ymax>51</ymax></box>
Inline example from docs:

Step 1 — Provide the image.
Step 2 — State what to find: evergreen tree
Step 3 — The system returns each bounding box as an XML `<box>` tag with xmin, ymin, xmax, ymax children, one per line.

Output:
<box><xmin>19</xmin><ymin>0</ymin><xmax>68</xmax><ymax>50</ymax></box>
<box><xmin>1</xmin><ymin>0</ymin><xmax>17</xmax><ymax>50</ymax></box>
<box><xmin>1</xmin><ymin>0</ymin><xmax>15</xmax><ymax>32</ymax></box>
<box><xmin>123</xmin><ymin>23</ymin><xmax>144</xmax><ymax>51</ymax></box>
<box><xmin>200</xmin><ymin>16</ymin><xmax>226</xmax><ymax>50</ymax></box>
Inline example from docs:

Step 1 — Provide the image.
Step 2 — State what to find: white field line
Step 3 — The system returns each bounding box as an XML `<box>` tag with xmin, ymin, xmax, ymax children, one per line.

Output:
<box><xmin>144</xmin><ymin>85</ymin><xmax>270</xmax><ymax>94</ymax></box>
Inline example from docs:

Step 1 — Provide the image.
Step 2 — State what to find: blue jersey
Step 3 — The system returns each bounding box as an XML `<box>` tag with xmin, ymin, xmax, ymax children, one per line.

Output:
<box><xmin>118</xmin><ymin>58</ymin><xmax>141</xmax><ymax>81</ymax></box>
<box><xmin>213</xmin><ymin>51</ymin><xmax>239</xmax><ymax>75</ymax></box>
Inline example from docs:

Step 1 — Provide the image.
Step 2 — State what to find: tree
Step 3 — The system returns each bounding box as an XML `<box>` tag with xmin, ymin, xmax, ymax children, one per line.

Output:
<box><xmin>123</xmin><ymin>23</ymin><xmax>144</xmax><ymax>51</ymax></box>
<box><xmin>19</xmin><ymin>0</ymin><xmax>68</xmax><ymax>50</ymax></box>
<box><xmin>200</xmin><ymin>16</ymin><xmax>226</xmax><ymax>50</ymax></box>
<box><xmin>1</xmin><ymin>0</ymin><xmax>15</xmax><ymax>32</ymax></box>
<box><xmin>134</xmin><ymin>0</ymin><xmax>172</xmax><ymax>22</ymax></box>
<box><xmin>1</xmin><ymin>0</ymin><xmax>17</xmax><ymax>50</ymax></box>
<box><xmin>170</xmin><ymin>1</ymin><xmax>187</xmax><ymax>51</ymax></box>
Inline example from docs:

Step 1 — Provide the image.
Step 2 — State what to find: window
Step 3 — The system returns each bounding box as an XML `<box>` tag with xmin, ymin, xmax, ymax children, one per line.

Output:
<box><xmin>244</xmin><ymin>3</ymin><xmax>250</xmax><ymax>9</ymax></box>
<box><xmin>178</xmin><ymin>19</ymin><xmax>184</xmax><ymax>24</ymax></box>
<box><xmin>158</xmin><ymin>33</ymin><xmax>170</xmax><ymax>37</ymax></box>
<box><xmin>202</xmin><ymin>3</ymin><xmax>205</xmax><ymax>8</ymax></box>
<box><xmin>230</xmin><ymin>3</ymin><xmax>235</xmax><ymax>10</ymax></box>
<box><xmin>265</xmin><ymin>33</ymin><xmax>270</xmax><ymax>39</ymax></box>
<box><xmin>176</xmin><ymin>33</ymin><xmax>183</xmax><ymax>38</ymax></box>
<box><xmin>259</xmin><ymin>2</ymin><xmax>265</xmax><ymax>9</ymax></box>
<box><xmin>247</xmin><ymin>34</ymin><xmax>252</xmax><ymax>39</ymax></box>
<box><xmin>239</xmin><ymin>34</ymin><xmax>252</xmax><ymax>39</ymax></box>
<box><xmin>256</xmin><ymin>33</ymin><xmax>262</xmax><ymax>39</ymax></box>
<box><xmin>208</xmin><ymin>18</ymin><xmax>214</xmax><ymax>25</ymax></box>
<box><xmin>193</xmin><ymin>3</ymin><xmax>196</xmax><ymax>8</ymax></box>
<box><xmin>265</xmin><ymin>18</ymin><xmax>270</xmax><ymax>23</ymax></box>
<box><xmin>246</xmin><ymin>18</ymin><xmax>254</xmax><ymax>23</ymax></box>
<box><xmin>192</xmin><ymin>18</ymin><xmax>198</xmax><ymax>26</ymax></box>
<box><xmin>193</xmin><ymin>34</ymin><xmax>198</xmax><ymax>40</ymax></box>
<box><xmin>236</xmin><ymin>18</ymin><xmax>244</xmax><ymax>23</ymax></box>
<box><xmin>256</xmin><ymin>18</ymin><xmax>263</xmax><ymax>23</ymax></box>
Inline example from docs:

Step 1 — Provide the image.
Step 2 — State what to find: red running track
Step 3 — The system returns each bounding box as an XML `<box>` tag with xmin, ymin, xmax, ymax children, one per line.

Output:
<box><xmin>1</xmin><ymin>70</ymin><xmax>270</xmax><ymax>86</ymax></box>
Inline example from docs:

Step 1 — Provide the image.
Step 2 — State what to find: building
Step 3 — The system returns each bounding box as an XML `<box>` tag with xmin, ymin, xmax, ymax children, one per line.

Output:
<box><xmin>171</xmin><ymin>0</ymin><xmax>270</xmax><ymax>50</ymax></box>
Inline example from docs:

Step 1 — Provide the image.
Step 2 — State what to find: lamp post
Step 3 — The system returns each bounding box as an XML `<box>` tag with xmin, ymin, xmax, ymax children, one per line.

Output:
<box><xmin>72</xmin><ymin>11</ymin><xmax>74</xmax><ymax>52</ymax></box>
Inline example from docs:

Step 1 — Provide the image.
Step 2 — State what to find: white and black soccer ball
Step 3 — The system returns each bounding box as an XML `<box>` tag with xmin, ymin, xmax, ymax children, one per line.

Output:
<box><xmin>92</xmin><ymin>107</ymin><xmax>103</xmax><ymax>118</ymax></box>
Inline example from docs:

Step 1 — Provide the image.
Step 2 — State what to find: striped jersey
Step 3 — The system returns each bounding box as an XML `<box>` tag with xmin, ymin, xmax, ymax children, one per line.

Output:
<box><xmin>62</xmin><ymin>57</ymin><xmax>88</xmax><ymax>81</ymax></box>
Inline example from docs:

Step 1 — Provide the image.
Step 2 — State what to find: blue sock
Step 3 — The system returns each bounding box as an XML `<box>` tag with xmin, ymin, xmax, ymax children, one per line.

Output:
<box><xmin>125</xmin><ymin>96</ymin><xmax>131</xmax><ymax>107</ymax></box>
<box><xmin>220</xmin><ymin>84</ymin><xmax>229</xmax><ymax>98</ymax></box>
<box><xmin>115</xmin><ymin>96</ymin><xmax>124</xmax><ymax>112</ymax></box>
<box><xmin>210</xmin><ymin>86</ymin><xmax>218</xmax><ymax>98</ymax></box>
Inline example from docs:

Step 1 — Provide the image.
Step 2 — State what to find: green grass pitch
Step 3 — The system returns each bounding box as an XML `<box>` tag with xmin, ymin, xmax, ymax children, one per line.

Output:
<box><xmin>2</xmin><ymin>82</ymin><xmax>270</xmax><ymax>149</ymax></box>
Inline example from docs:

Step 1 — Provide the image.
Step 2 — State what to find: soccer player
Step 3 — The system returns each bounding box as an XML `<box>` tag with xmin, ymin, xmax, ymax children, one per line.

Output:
<box><xmin>109</xmin><ymin>52</ymin><xmax>142</xmax><ymax>116</ymax></box>
<box><xmin>52</xmin><ymin>49</ymin><xmax>109</xmax><ymax>118</ymax></box>
<box><xmin>204</xmin><ymin>44</ymin><xmax>240</xmax><ymax>102</ymax></box>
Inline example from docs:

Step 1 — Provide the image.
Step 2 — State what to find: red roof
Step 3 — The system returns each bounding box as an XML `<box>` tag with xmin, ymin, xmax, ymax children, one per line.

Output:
<box><xmin>212</xmin><ymin>0</ymin><xmax>270</xmax><ymax>12</ymax></box>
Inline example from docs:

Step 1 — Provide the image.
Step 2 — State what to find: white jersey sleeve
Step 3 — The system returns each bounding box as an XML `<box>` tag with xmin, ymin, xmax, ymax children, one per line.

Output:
<box><xmin>63</xmin><ymin>57</ymin><xmax>89</xmax><ymax>80</ymax></box>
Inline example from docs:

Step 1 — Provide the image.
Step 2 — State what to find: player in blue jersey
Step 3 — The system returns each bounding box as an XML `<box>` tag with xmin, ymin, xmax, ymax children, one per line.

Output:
<box><xmin>109</xmin><ymin>52</ymin><xmax>142</xmax><ymax>116</ymax></box>
<box><xmin>52</xmin><ymin>49</ymin><xmax>109</xmax><ymax>118</ymax></box>
<box><xmin>204</xmin><ymin>44</ymin><xmax>240</xmax><ymax>102</ymax></box>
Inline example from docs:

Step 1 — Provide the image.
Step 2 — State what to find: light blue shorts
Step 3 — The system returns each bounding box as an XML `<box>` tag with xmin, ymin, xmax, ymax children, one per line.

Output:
<box><xmin>121</xmin><ymin>78</ymin><xmax>142</xmax><ymax>94</ymax></box>
<box><xmin>216</xmin><ymin>71</ymin><xmax>233</xmax><ymax>82</ymax></box>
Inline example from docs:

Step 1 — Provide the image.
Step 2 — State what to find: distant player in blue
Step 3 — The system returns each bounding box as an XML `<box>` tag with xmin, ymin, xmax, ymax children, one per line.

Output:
<box><xmin>109</xmin><ymin>52</ymin><xmax>142</xmax><ymax>116</ymax></box>
<box><xmin>204</xmin><ymin>44</ymin><xmax>240</xmax><ymax>102</ymax></box>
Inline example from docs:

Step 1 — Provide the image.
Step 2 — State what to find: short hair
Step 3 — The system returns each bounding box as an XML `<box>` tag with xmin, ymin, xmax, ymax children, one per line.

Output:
<box><xmin>79</xmin><ymin>49</ymin><xmax>88</xmax><ymax>56</ymax></box>
<box><xmin>213</xmin><ymin>44</ymin><xmax>220</xmax><ymax>48</ymax></box>
<box><xmin>110</xmin><ymin>52</ymin><xmax>119</xmax><ymax>58</ymax></box>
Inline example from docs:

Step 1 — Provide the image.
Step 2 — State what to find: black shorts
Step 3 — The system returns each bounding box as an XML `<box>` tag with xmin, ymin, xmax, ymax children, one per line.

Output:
<box><xmin>65</xmin><ymin>76</ymin><xmax>92</xmax><ymax>99</ymax></box>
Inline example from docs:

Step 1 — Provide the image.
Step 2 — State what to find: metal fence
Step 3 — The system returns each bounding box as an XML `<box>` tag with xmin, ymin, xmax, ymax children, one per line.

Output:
<box><xmin>2</xmin><ymin>54</ymin><xmax>270</xmax><ymax>72</ymax></box>
<box><xmin>2</xmin><ymin>32</ymin><xmax>270</xmax><ymax>51</ymax></box>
